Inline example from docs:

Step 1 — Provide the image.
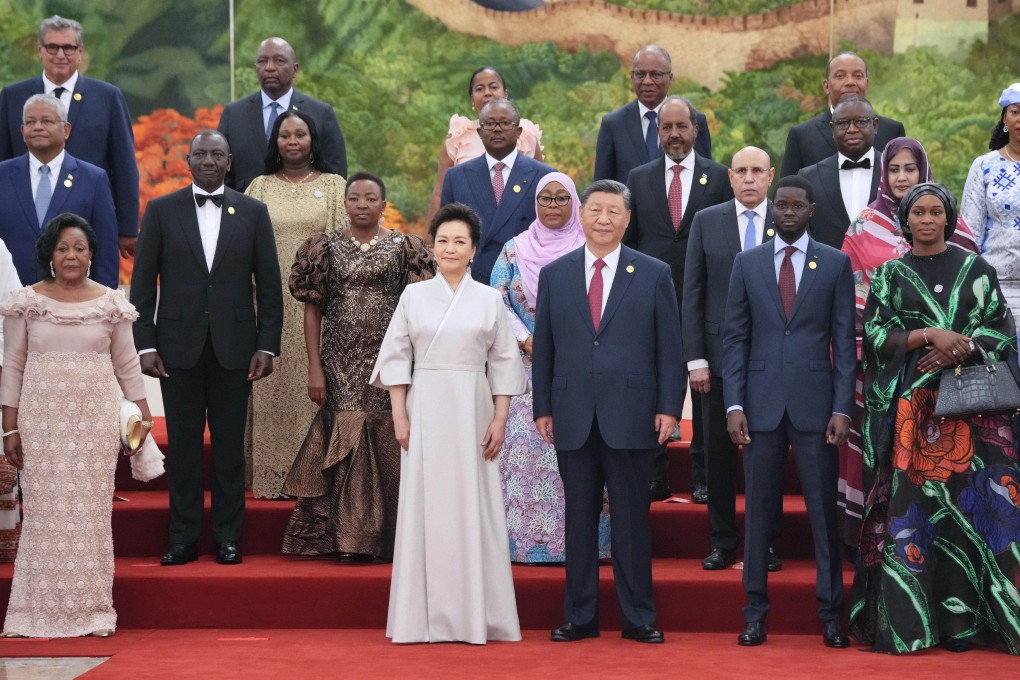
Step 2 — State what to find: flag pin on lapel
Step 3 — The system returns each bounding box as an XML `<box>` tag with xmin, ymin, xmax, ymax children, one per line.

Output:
<box><xmin>228</xmin><ymin>206</ymin><xmax>235</xmax><ymax>215</ymax></box>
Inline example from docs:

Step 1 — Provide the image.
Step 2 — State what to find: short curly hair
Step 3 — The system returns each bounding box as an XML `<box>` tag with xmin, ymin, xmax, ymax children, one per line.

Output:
<box><xmin>36</xmin><ymin>213</ymin><xmax>98</xmax><ymax>279</ymax></box>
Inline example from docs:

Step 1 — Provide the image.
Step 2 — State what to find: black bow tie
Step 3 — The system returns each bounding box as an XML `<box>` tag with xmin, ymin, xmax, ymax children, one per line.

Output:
<box><xmin>841</xmin><ymin>158</ymin><xmax>871</xmax><ymax>170</ymax></box>
<box><xmin>195</xmin><ymin>193</ymin><xmax>223</xmax><ymax>208</ymax></box>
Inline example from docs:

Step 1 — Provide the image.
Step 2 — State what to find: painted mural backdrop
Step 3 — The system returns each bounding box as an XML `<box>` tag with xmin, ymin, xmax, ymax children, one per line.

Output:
<box><xmin>0</xmin><ymin>0</ymin><xmax>1017</xmax><ymax>282</ymax></box>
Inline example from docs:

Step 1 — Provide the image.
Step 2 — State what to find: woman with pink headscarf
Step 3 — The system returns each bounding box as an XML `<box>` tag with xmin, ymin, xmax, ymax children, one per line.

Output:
<box><xmin>490</xmin><ymin>172</ymin><xmax>610</xmax><ymax>563</ymax></box>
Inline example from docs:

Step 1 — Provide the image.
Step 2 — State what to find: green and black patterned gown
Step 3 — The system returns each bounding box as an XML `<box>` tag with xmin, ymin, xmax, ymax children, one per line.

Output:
<box><xmin>849</xmin><ymin>247</ymin><xmax>1020</xmax><ymax>654</ymax></box>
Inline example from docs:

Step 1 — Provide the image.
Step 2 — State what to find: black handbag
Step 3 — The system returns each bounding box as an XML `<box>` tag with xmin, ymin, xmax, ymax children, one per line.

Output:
<box><xmin>934</xmin><ymin>343</ymin><xmax>1020</xmax><ymax>419</ymax></box>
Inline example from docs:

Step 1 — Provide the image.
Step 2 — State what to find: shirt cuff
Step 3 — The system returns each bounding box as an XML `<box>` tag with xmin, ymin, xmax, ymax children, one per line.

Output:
<box><xmin>138</xmin><ymin>348</ymin><xmax>156</xmax><ymax>355</ymax></box>
<box><xmin>833</xmin><ymin>412</ymin><xmax>851</xmax><ymax>420</ymax></box>
<box><xmin>687</xmin><ymin>359</ymin><xmax>709</xmax><ymax>371</ymax></box>
<box><xmin>258</xmin><ymin>350</ymin><xmax>275</xmax><ymax>356</ymax></box>
<box><xmin>726</xmin><ymin>405</ymin><xmax>743</xmax><ymax>414</ymax></box>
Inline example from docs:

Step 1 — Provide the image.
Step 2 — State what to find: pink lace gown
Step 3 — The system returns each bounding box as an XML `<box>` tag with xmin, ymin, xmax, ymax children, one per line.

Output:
<box><xmin>0</xmin><ymin>287</ymin><xmax>145</xmax><ymax>637</ymax></box>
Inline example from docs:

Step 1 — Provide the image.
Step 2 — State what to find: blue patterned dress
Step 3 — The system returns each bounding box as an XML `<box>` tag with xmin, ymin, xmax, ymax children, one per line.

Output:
<box><xmin>490</xmin><ymin>241</ymin><xmax>611</xmax><ymax>562</ymax></box>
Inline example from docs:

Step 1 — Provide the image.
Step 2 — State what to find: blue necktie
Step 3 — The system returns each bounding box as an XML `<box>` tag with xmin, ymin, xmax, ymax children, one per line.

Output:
<box><xmin>743</xmin><ymin>210</ymin><xmax>757</xmax><ymax>251</ymax></box>
<box><xmin>644</xmin><ymin>110</ymin><xmax>658</xmax><ymax>162</ymax></box>
<box><xmin>36</xmin><ymin>165</ymin><xmax>52</xmax><ymax>227</ymax></box>
<box><xmin>265</xmin><ymin>102</ymin><xmax>280</xmax><ymax>140</ymax></box>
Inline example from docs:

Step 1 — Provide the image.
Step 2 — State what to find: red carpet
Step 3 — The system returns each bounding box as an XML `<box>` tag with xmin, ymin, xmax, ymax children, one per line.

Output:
<box><xmin>0</xmin><ymin>630</ymin><xmax>1005</xmax><ymax>679</ymax></box>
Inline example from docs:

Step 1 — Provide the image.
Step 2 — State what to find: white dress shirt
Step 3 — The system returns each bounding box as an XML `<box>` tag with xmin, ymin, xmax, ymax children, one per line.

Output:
<box><xmin>42</xmin><ymin>70</ymin><xmax>78</xmax><ymax>112</ymax></box>
<box><xmin>584</xmin><ymin>244</ymin><xmax>620</xmax><ymax>313</ymax></box>
<box><xmin>664</xmin><ymin>152</ymin><xmax>696</xmax><ymax>221</ymax></box>
<box><xmin>486</xmin><ymin>148</ymin><xmax>518</xmax><ymax>188</ymax></box>
<box><xmin>261</xmin><ymin>88</ymin><xmax>294</xmax><ymax>131</ymax></box>
<box><xmin>192</xmin><ymin>183</ymin><xmax>225</xmax><ymax>271</ymax></box>
<box><xmin>638</xmin><ymin>100</ymin><xmax>664</xmax><ymax>142</ymax></box>
<box><xmin>837</xmin><ymin>147</ymin><xmax>875</xmax><ymax>223</ymax></box>
<box><xmin>773</xmin><ymin>230</ymin><xmax>810</xmax><ymax>289</ymax></box>
<box><xmin>28</xmin><ymin>150</ymin><xmax>64</xmax><ymax>201</ymax></box>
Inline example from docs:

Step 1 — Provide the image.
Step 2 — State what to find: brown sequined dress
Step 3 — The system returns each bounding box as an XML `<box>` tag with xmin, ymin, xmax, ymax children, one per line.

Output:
<box><xmin>243</xmin><ymin>173</ymin><xmax>350</xmax><ymax>498</ymax></box>
<box><xmin>282</xmin><ymin>229</ymin><xmax>434</xmax><ymax>559</ymax></box>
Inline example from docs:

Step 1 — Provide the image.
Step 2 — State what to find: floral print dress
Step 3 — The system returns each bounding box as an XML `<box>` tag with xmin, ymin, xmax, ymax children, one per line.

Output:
<box><xmin>849</xmin><ymin>246</ymin><xmax>1020</xmax><ymax>654</ymax></box>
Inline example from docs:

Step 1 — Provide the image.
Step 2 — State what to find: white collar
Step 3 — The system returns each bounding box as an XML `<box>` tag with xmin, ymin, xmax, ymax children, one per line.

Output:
<box><xmin>735</xmin><ymin>198</ymin><xmax>768</xmax><ymax>221</ymax></box>
<box><xmin>584</xmin><ymin>244</ymin><xmax>622</xmax><ymax>270</ymax></box>
<box><xmin>261</xmin><ymin>88</ymin><xmax>294</xmax><ymax>110</ymax></box>
<box><xmin>638</xmin><ymin>99</ymin><xmax>664</xmax><ymax>119</ymax></box>
<box><xmin>28</xmin><ymin>150</ymin><xmax>65</xmax><ymax>175</ymax></box>
<box><xmin>42</xmin><ymin>70</ymin><xmax>78</xmax><ymax>93</ymax></box>
<box><xmin>486</xmin><ymin>148</ymin><xmax>518</xmax><ymax>171</ymax></box>
<box><xmin>665</xmin><ymin>151</ymin><xmax>696</xmax><ymax>173</ymax></box>
<box><xmin>192</xmin><ymin>183</ymin><xmax>225</xmax><ymax>196</ymax></box>
<box><xmin>837</xmin><ymin>146</ymin><xmax>876</xmax><ymax>167</ymax></box>
<box><xmin>773</xmin><ymin>230</ymin><xmax>810</xmax><ymax>256</ymax></box>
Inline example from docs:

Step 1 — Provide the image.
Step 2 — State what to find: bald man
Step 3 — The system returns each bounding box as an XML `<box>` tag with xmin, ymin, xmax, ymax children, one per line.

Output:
<box><xmin>217</xmin><ymin>37</ymin><xmax>347</xmax><ymax>191</ymax></box>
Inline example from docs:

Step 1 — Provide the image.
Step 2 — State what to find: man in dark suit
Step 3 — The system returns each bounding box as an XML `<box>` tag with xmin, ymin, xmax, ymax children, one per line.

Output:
<box><xmin>723</xmin><ymin>175</ymin><xmax>855</xmax><ymax>648</ymax></box>
<box><xmin>0</xmin><ymin>15</ymin><xmax>139</xmax><ymax>258</ymax></box>
<box><xmin>130</xmin><ymin>130</ymin><xmax>283</xmax><ymax>567</ymax></box>
<box><xmin>440</xmin><ymin>98</ymin><xmax>554</xmax><ymax>284</ymax></box>
<box><xmin>624</xmin><ymin>95</ymin><xmax>733</xmax><ymax>502</ymax></box>
<box><xmin>594</xmin><ymin>45</ymin><xmax>712</xmax><ymax>184</ymax></box>
<box><xmin>218</xmin><ymin>37</ymin><xmax>347</xmax><ymax>192</ymax></box>
<box><xmin>0</xmin><ymin>94</ymin><xmax>117</xmax><ymax>287</ymax></box>
<box><xmin>684</xmin><ymin>146</ymin><xmax>783</xmax><ymax>572</ymax></box>
<box><xmin>534</xmin><ymin>179</ymin><xmax>683</xmax><ymax>644</ymax></box>
<box><xmin>781</xmin><ymin>52</ymin><xmax>905</xmax><ymax>178</ymax></box>
<box><xmin>797</xmin><ymin>96</ymin><xmax>881</xmax><ymax>250</ymax></box>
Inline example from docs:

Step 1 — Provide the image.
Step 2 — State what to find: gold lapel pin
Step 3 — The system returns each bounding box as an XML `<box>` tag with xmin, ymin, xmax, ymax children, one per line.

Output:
<box><xmin>699</xmin><ymin>174</ymin><xmax>708</xmax><ymax>185</ymax></box>
<box><xmin>63</xmin><ymin>179</ymin><xmax>72</xmax><ymax>188</ymax></box>
<box><xmin>513</xmin><ymin>185</ymin><xmax>521</xmax><ymax>193</ymax></box>
<box><xmin>766</xmin><ymin>228</ymin><xmax>775</xmax><ymax>237</ymax></box>
<box><xmin>626</xmin><ymin>265</ymin><xmax>635</xmax><ymax>273</ymax></box>
<box><xmin>227</xmin><ymin>206</ymin><xmax>235</xmax><ymax>215</ymax></box>
<box><xmin>808</xmin><ymin>261</ymin><xmax>817</xmax><ymax>269</ymax></box>
<box><xmin>73</xmin><ymin>93</ymin><xmax>82</xmax><ymax>101</ymax></box>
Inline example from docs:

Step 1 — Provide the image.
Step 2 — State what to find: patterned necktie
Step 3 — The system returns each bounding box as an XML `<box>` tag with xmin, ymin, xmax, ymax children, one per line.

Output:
<box><xmin>36</xmin><ymin>165</ymin><xmax>52</xmax><ymax>227</ymax></box>
<box><xmin>52</xmin><ymin>86</ymin><xmax>66</xmax><ymax>100</ymax></box>
<box><xmin>779</xmin><ymin>245</ymin><xmax>797</xmax><ymax>318</ymax></box>
<box><xmin>668</xmin><ymin>165</ymin><xmax>683</xmax><ymax>232</ymax></box>
<box><xmin>644</xmin><ymin>110</ymin><xmax>658</xmax><ymax>162</ymax></box>
<box><xmin>588</xmin><ymin>259</ymin><xmax>606</xmax><ymax>330</ymax></box>
<box><xmin>265</xmin><ymin>101</ymin><xmax>280</xmax><ymax>140</ymax></box>
<box><xmin>492</xmin><ymin>161</ymin><xmax>505</xmax><ymax>205</ymax></box>
<box><xmin>743</xmin><ymin>210</ymin><xmax>757</xmax><ymax>251</ymax></box>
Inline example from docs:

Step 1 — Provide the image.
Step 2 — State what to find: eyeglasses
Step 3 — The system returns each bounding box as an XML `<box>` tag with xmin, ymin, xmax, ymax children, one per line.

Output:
<box><xmin>831</xmin><ymin>117</ymin><xmax>877</xmax><ymax>131</ymax></box>
<box><xmin>773</xmin><ymin>201</ymin><xmax>811</xmax><ymax>212</ymax></box>
<box><xmin>40</xmin><ymin>43</ymin><xmax>80</xmax><ymax>56</ymax></box>
<box><xmin>479</xmin><ymin>120</ymin><xmax>518</xmax><ymax>132</ymax></box>
<box><xmin>537</xmin><ymin>195</ymin><xmax>571</xmax><ymax>207</ymax></box>
<box><xmin>631</xmin><ymin>70</ymin><xmax>669</xmax><ymax>83</ymax></box>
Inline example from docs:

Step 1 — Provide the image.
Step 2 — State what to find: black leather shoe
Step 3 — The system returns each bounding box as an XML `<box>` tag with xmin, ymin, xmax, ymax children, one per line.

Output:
<box><xmin>216</xmin><ymin>541</ymin><xmax>243</xmax><ymax>565</ymax></box>
<box><xmin>738</xmin><ymin>621</ymin><xmax>766</xmax><ymax>646</ymax></box>
<box><xmin>767</xmin><ymin>547</ymin><xmax>783</xmax><ymax>572</ymax></box>
<box><xmin>621</xmin><ymin>624</ymin><xmax>664</xmax><ymax>643</ymax></box>
<box><xmin>161</xmin><ymin>543</ymin><xmax>198</xmax><ymax>566</ymax></box>
<box><xmin>550</xmin><ymin>621</ymin><xmax>599</xmax><ymax>642</ymax></box>
<box><xmin>691</xmin><ymin>482</ymin><xmax>708</xmax><ymax>504</ymax></box>
<box><xmin>649</xmin><ymin>481</ymin><xmax>672</xmax><ymax>502</ymax></box>
<box><xmin>822</xmin><ymin>620</ymin><xmax>850</xmax><ymax>648</ymax></box>
<box><xmin>702</xmin><ymin>548</ymin><xmax>736</xmax><ymax>570</ymax></box>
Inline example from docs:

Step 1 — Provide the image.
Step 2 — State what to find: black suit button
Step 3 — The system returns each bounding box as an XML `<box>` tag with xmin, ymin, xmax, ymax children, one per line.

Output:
<box><xmin>785</xmin><ymin>330</ymin><xmax>791</xmax><ymax>336</ymax></box>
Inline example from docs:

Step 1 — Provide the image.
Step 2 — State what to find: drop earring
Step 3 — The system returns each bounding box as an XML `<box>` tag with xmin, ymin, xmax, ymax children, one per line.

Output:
<box><xmin>86</xmin><ymin>261</ymin><xmax>91</xmax><ymax>277</ymax></box>
<box><xmin>50</xmin><ymin>262</ymin><xmax>55</xmax><ymax>277</ymax></box>
<box><xmin>1006</xmin><ymin>124</ymin><xmax>1010</xmax><ymax>133</ymax></box>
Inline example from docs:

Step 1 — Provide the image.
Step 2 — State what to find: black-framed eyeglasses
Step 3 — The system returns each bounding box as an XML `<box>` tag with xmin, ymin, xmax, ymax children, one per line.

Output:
<box><xmin>831</xmin><ymin>117</ymin><xmax>877</xmax><ymax>131</ymax></box>
<box><xmin>537</xmin><ymin>195</ymin><xmax>571</xmax><ymax>207</ymax></box>
<box><xmin>41</xmin><ymin>43</ymin><xmax>80</xmax><ymax>56</ymax></box>
<box><xmin>479</xmin><ymin>120</ymin><xmax>518</xmax><ymax>132</ymax></box>
<box><xmin>631</xmin><ymin>70</ymin><xmax>669</xmax><ymax>83</ymax></box>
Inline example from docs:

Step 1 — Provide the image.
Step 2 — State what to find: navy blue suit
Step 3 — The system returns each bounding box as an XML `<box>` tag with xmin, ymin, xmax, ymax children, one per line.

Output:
<box><xmin>440</xmin><ymin>153</ymin><xmax>554</xmax><ymax>284</ymax></box>
<box><xmin>0</xmin><ymin>153</ymin><xmax>118</xmax><ymax>287</ymax></box>
<box><xmin>593</xmin><ymin>99</ymin><xmax>712</xmax><ymax>183</ymax></box>
<box><xmin>722</xmin><ymin>237</ymin><xmax>855</xmax><ymax>626</ymax></box>
<box><xmin>533</xmin><ymin>245</ymin><xmax>684</xmax><ymax>629</ymax></box>
<box><xmin>0</xmin><ymin>76</ymin><xmax>139</xmax><ymax>239</ymax></box>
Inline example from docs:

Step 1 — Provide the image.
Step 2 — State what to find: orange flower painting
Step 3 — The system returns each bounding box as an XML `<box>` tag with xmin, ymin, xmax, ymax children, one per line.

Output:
<box><xmin>893</xmin><ymin>388</ymin><xmax>974</xmax><ymax>486</ymax></box>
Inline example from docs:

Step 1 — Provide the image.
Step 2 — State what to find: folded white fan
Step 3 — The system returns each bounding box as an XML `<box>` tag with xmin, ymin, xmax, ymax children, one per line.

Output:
<box><xmin>130</xmin><ymin>433</ymin><xmax>165</xmax><ymax>482</ymax></box>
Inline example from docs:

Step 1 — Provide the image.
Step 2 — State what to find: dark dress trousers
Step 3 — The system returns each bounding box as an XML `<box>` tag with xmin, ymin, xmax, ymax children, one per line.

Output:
<box><xmin>594</xmin><ymin>99</ymin><xmax>712</xmax><ymax>183</ymax></box>
<box><xmin>217</xmin><ymin>89</ymin><xmax>348</xmax><ymax>191</ymax></box>
<box><xmin>624</xmin><ymin>153</ymin><xmax>733</xmax><ymax>489</ymax></box>
<box><xmin>780</xmin><ymin>109</ymin><xmax>905</xmax><ymax>178</ymax></box>
<box><xmin>0</xmin><ymin>75</ymin><xmax>140</xmax><ymax>239</ymax></box>
<box><xmin>683</xmin><ymin>200</ymin><xmax>774</xmax><ymax>551</ymax></box>
<box><xmin>797</xmin><ymin>153</ymin><xmax>880</xmax><ymax>250</ymax></box>
<box><xmin>440</xmin><ymin>153</ymin><xmax>554</xmax><ymax>285</ymax></box>
<box><xmin>722</xmin><ymin>238</ymin><xmax>855</xmax><ymax>626</ymax></box>
<box><xmin>533</xmin><ymin>245</ymin><xmax>684</xmax><ymax>630</ymax></box>
<box><xmin>0</xmin><ymin>152</ymin><xmax>119</xmax><ymax>287</ymax></box>
<box><xmin>130</xmin><ymin>186</ymin><xmax>283</xmax><ymax>546</ymax></box>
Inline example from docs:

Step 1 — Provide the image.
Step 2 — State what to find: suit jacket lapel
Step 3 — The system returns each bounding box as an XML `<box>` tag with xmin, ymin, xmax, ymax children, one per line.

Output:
<box><xmin>248</xmin><ymin>93</ymin><xmax>267</xmax><ymax>144</ymax></box>
<box><xmin>724</xmin><ymin>202</ymin><xmax>741</xmax><ymax>259</ymax></box>
<box><xmin>467</xmin><ymin>157</ymin><xmax>498</xmax><ymax>233</ymax></box>
<box><xmin>10</xmin><ymin>156</ymin><xmax>39</xmax><ymax>233</ymax></box>
<box><xmin>66</xmin><ymin>77</ymin><xmax>85</xmax><ymax>128</ymax></box>
<box><xmin>625</xmin><ymin>101</ymin><xmax>649</xmax><ymax>162</ymax></box>
<box><xmin>681</xmin><ymin>155</ymin><xmax>713</xmax><ymax>234</ymax></box>
<box><xmin>813</xmin><ymin>111</ymin><xmax>836</xmax><ymax>157</ymax></box>
<box><xmin>868</xmin><ymin>160</ymin><xmax>880</xmax><ymax>202</ymax></box>
<box><xmin>762</xmin><ymin>207</ymin><xmax>776</xmax><ymax>244</ymax></box>
<box><xmin>484</xmin><ymin>158</ymin><xmax>534</xmax><ymax>247</ymax></box>
<box><xmin>756</xmin><ymin>244</ymin><xmax>786</xmax><ymax>321</ymax></box>
<box><xmin>177</xmin><ymin>189</ymin><xmax>210</xmax><ymax>276</ymax></box>
<box><xmin>648</xmin><ymin>157</ymin><xmax>673</xmax><ymax>232</ymax></box>
<box><xmin>44</xmin><ymin>155</ymin><xmax>79</xmax><ymax>220</ymax></box>
<box><xmin>569</xmin><ymin>249</ymin><xmax>596</xmax><ymax>335</ymax></box>
<box><xmin>208</xmin><ymin>193</ymin><xmax>237</xmax><ymax>276</ymax></box>
<box><xmin>788</xmin><ymin>240</ymin><xmax>822</xmax><ymax>322</ymax></box>
<box><xmin>597</xmin><ymin>247</ymin><xmax>636</xmax><ymax>335</ymax></box>
<box><xmin>820</xmin><ymin>158</ymin><xmax>849</xmax><ymax>226</ymax></box>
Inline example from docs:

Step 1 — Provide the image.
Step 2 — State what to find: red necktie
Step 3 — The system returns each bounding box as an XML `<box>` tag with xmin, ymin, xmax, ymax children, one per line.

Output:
<box><xmin>492</xmin><ymin>161</ymin><xmax>505</xmax><ymax>205</ymax></box>
<box><xmin>588</xmin><ymin>259</ymin><xmax>606</xmax><ymax>330</ymax></box>
<box><xmin>668</xmin><ymin>165</ymin><xmax>683</xmax><ymax>232</ymax></box>
<box><xmin>779</xmin><ymin>245</ymin><xmax>797</xmax><ymax>318</ymax></box>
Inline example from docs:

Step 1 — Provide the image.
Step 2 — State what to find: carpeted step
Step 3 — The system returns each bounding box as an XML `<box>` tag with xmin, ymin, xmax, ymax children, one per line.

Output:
<box><xmin>0</xmin><ymin>557</ymin><xmax>853</xmax><ymax>634</ymax></box>
<box><xmin>108</xmin><ymin>491</ymin><xmax>820</xmax><ymax>560</ymax></box>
